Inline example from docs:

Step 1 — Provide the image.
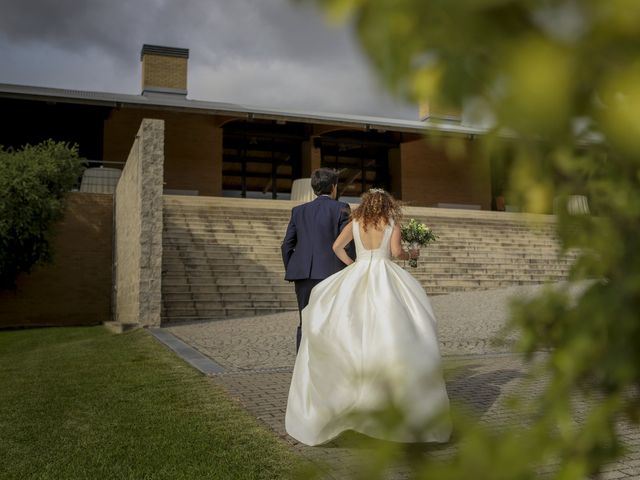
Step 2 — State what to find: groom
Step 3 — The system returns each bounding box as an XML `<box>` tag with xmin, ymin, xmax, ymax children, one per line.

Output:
<box><xmin>281</xmin><ymin>168</ymin><xmax>354</xmax><ymax>352</ymax></box>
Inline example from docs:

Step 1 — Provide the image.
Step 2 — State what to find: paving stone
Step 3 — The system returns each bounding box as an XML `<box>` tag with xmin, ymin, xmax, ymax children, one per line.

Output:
<box><xmin>600</xmin><ymin>471</ymin><xmax>630</xmax><ymax>480</ymax></box>
<box><xmin>160</xmin><ymin>294</ymin><xmax>640</xmax><ymax>479</ymax></box>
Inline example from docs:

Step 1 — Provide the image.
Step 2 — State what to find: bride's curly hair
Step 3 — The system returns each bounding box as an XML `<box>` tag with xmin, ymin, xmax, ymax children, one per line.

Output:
<box><xmin>351</xmin><ymin>189</ymin><xmax>403</xmax><ymax>232</ymax></box>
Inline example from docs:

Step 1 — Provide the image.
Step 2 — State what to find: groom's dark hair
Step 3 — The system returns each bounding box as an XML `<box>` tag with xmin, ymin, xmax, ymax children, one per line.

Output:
<box><xmin>311</xmin><ymin>168</ymin><xmax>339</xmax><ymax>195</ymax></box>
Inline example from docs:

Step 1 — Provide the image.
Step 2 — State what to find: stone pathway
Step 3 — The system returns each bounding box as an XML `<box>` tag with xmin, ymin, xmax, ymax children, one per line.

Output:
<box><xmin>157</xmin><ymin>284</ymin><xmax>639</xmax><ymax>479</ymax></box>
<box><xmin>209</xmin><ymin>353</ymin><xmax>529</xmax><ymax>479</ymax></box>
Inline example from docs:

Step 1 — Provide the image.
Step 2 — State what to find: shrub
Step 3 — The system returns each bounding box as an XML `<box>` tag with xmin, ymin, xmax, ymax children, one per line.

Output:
<box><xmin>0</xmin><ymin>141</ymin><xmax>85</xmax><ymax>289</ymax></box>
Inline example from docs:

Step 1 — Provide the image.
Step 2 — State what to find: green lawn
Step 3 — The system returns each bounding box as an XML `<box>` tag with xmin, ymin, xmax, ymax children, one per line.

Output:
<box><xmin>0</xmin><ymin>326</ymin><xmax>305</xmax><ymax>479</ymax></box>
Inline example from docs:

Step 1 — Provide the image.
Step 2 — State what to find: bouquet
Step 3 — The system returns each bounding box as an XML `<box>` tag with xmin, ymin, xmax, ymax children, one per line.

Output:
<box><xmin>400</xmin><ymin>218</ymin><xmax>437</xmax><ymax>268</ymax></box>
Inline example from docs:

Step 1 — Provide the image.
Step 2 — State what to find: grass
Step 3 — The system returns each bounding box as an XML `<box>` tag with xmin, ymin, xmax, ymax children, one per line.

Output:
<box><xmin>0</xmin><ymin>326</ymin><xmax>305</xmax><ymax>479</ymax></box>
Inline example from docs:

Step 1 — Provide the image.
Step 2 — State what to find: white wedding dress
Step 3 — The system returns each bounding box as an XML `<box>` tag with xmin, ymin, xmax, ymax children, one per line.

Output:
<box><xmin>285</xmin><ymin>220</ymin><xmax>452</xmax><ymax>446</ymax></box>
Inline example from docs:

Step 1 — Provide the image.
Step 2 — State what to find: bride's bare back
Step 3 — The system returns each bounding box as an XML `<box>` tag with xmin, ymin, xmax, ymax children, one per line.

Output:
<box><xmin>332</xmin><ymin>189</ymin><xmax>415</xmax><ymax>264</ymax></box>
<box><xmin>358</xmin><ymin>222</ymin><xmax>387</xmax><ymax>250</ymax></box>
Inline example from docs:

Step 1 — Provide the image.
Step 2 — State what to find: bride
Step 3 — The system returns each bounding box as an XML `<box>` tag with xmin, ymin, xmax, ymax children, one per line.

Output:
<box><xmin>285</xmin><ymin>189</ymin><xmax>452</xmax><ymax>446</ymax></box>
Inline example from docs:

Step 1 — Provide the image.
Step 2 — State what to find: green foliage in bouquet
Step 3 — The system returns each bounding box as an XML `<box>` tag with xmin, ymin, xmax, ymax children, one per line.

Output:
<box><xmin>400</xmin><ymin>218</ymin><xmax>437</xmax><ymax>246</ymax></box>
<box><xmin>400</xmin><ymin>218</ymin><xmax>437</xmax><ymax>267</ymax></box>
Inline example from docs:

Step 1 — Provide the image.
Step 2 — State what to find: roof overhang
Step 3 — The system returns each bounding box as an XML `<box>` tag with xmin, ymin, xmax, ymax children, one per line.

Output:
<box><xmin>0</xmin><ymin>82</ymin><xmax>489</xmax><ymax>137</ymax></box>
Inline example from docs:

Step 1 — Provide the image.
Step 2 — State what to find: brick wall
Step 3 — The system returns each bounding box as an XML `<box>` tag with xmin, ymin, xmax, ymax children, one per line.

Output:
<box><xmin>0</xmin><ymin>193</ymin><xmax>113</xmax><ymax>327</ymax></box>
<box><xmin>104</xmin><ymin>108</ymin><xmax>222</xmax><ymax>196</ymax></box>
<box><xmin>399</xmin><ymin>137</ymin><xmax>492</xmax><ymax>209</ymax></box>
<box><xmin>142</xmin><ymin>54</ymin><xmax>187</xmax><ymax>91</ymax></box>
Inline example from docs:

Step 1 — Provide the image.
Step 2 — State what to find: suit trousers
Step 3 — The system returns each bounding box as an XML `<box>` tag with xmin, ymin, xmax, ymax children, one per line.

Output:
<box><xmin>294</xmin><ymin>278</ymin><xmax>322</xmax><ymax>352</ymax></box>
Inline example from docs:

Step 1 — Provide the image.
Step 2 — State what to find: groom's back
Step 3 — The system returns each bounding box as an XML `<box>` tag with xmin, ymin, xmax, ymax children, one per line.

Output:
<box><xmin>283</xmin><ymin>197</ymin><xmax>350</xmax><ymax>281</ymax></box>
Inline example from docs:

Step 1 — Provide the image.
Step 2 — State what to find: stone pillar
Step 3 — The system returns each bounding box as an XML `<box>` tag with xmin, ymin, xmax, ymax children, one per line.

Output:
<box><xmin>301</xmin><ymin>138</ymin><xmax>322</xmax><ymax>177</ymax></box>
<box><xmin>112</xmin><ymin>118</ymin><xmax>164</xmax><ymax>330</ymax></box>
<box><xmin>388</xmin><ymin>147</ymin><xmax>402</xmax><ymax>199</ymax></box>
<box><xmin>211</xmin><ymin>126</ymin><xmax>223</xmax><ymax>196</ymax></box>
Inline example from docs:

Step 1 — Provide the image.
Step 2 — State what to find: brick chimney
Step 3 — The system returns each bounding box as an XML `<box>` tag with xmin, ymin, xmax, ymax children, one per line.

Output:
<box><xmin>140</xmin><ymin>44</ymin><xmax>189</xmax><ymax>96</ymax></box>
<box><xmin>418</xmin><ymin>99</ymin><xmax>461</xmax><ymax>123</ymax></box>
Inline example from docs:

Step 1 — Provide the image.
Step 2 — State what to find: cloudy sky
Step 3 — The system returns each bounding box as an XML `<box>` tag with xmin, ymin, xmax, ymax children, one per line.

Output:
<box><xmin>0</xmin><ymin>0</ymin><xmax>418</xmax><ymax>120</ymax></box>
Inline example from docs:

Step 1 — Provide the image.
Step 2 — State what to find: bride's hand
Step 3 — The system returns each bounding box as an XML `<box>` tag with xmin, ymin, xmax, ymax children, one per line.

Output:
<box><xmin>408</xmin><ymin>248</ymin><xmax>420</xmax><ymax>259</ymax></box>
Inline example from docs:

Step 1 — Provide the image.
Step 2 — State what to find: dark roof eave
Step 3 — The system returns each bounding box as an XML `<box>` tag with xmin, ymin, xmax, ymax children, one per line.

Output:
<box><xmin>0</xmin><ymin>82</ymin><xmax>488</xmax><ymax>136</ymax></box>
<box><xmin>0</xmin><ymin>89</ymin><xmax>119</xmax><ymax>110</ymax></box>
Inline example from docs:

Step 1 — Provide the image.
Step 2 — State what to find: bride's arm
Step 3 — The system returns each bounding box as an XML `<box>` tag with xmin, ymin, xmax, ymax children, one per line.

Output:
<box><xmin>332</xmin><ymin>221</ymin><xmax>355</xmax><ymax>265</ymax></box>
<box><xmin>390</xmin><ymin>224</ymin><xmax>418</xmax><ymax>260</ymax></box>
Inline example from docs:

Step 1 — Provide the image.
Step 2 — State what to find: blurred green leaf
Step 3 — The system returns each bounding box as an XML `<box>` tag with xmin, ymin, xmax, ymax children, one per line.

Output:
<box><xmin>301</xmin><ymin>0</ymin><xmax>640</xmax><ymax>477</ymax></box>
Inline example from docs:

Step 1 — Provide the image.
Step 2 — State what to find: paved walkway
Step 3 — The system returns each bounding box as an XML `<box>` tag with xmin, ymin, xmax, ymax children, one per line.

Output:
<box><xmin>157</xmin><ymin>284</ymin><xmax>639</xmax><ymax>479</ymax></box>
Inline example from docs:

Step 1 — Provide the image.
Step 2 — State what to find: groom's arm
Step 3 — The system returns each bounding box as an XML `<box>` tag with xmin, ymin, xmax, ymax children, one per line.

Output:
<box><xmin>281</xmin><ymin>211</ymin><xmax>297</xmax><ymax>269</ymax></box>
<box><xmin>338</xmin><ymin>203</ymin><xmax>356</xmax><ymax>260</ymax></box>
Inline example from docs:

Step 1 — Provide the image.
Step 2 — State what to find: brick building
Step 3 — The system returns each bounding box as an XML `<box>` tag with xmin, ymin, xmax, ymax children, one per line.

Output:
<box><xmin>3</xmin><ymin>45</ymin><xmax>559</xmax><ymax>328</ymax></box>
<box><xmin>0</xmin><ymin>44</ymin><xmax>498</xmax><ymax>210</ymax></box>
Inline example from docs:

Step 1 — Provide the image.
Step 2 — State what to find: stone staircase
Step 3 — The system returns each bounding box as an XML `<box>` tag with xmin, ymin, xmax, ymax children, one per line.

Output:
<box><xmin>161</xmin><ymin>195</ymin><xmax>577</xmax><ymax>324</ymax></box>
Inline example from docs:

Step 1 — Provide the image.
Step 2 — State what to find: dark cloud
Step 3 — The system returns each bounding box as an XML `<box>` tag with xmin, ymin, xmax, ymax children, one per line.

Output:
<box><xmin>0</xmin><ymin>0</ymin><xmax>416</xmax><ymax>119</ymax></box>
<box><xmin>0</xmin><ymin>1</ymin><xmax>195</xmax><ymax>50</ymax></box>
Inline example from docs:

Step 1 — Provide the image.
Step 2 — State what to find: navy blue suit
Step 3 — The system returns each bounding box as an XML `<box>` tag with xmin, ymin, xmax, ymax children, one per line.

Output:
<box><xmin>281</xmin><ymin>195</ymin><xmax>353</xmax><ymax>351</ymax></box>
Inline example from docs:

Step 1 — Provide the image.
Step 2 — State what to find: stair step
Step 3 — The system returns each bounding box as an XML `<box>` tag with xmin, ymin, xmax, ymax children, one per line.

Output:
<box><xmin>162</xmin><ymin>308</ymin><xmax>297</xmax><ymax>323</ymax></box>
<box><xmin>160</xmin><ymin>198</ymin><xmax>575</xmax><ymax>320</ymax></box>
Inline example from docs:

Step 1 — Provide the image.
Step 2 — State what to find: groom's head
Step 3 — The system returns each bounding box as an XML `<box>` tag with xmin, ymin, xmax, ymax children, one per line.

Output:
<box><xmin>311</xmin><ymin>168</ymin><xmax>339</xmax><ymax>198</ymax></box>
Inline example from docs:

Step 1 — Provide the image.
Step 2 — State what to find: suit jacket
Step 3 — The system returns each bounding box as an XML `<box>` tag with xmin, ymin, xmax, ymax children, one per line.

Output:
<box><xmin>281</xmin><ymin>195</ymin><xmax>354</xmax><ymax>281</ymax></box>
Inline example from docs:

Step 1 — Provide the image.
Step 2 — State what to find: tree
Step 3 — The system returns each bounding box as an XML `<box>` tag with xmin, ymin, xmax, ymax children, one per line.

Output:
<box><xmin>0</xmin><ymin>141</ymin><xmax>85</xmax><ymax>289</ymax></box>
<box><xmin>303</xmin><ymin>1</ymin><xmax>640</xmax><ymax>478</ymax></box>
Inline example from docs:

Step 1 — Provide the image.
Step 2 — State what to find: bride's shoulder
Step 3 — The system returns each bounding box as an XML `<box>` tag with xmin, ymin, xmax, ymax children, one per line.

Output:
<box><xmin>384</xmin><ymin>218</ymin><xmax>395</xmax><ymax>229</ymax></box>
